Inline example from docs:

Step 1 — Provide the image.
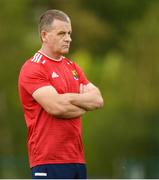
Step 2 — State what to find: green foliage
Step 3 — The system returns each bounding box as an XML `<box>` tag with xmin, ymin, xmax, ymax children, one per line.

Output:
<box><xmin>0</xmin><ymin>0</ymin><xmax>159</xmax><ymax>178</ymax></box>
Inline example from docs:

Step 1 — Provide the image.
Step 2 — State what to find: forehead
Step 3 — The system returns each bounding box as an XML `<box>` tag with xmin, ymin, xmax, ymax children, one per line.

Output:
<box><xmin>51</xmin><ymin>19</ymin><xmax>72</xmax><ymax>31</ymax></box>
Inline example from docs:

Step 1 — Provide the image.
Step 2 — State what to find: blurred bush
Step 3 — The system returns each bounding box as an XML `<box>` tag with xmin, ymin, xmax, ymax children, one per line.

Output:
<box><xmin>0</xmin><ymin>0</ymin><xmax>159</xmax><ymax>178</ymax></box>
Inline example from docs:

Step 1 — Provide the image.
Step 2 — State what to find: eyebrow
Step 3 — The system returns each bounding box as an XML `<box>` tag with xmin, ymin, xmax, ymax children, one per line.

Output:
<box><xmin>57</xmin><ymin>30</ymin><xmax>72</xmax><ymax>34</ymax></box>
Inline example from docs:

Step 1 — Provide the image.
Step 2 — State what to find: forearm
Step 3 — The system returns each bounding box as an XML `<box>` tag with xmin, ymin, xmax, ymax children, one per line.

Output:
<box><xmin>45</xmin><ymin>93</ymin><xmax>86</xmax><ymax>118</ymax></box>
<box><xmin>49</xmin><ymin>90</ymin><xmax>102</xmax><ymax>118</ymax></box>
<box><xmin>66</xmin><ymin>88</ymin><xmax>104</xmax><ymax>111</ymax></box>
<box><xmin>32</xmin><ymin>85</ymin><xmax>103</xmax><ymax>119</ymax></box>
<box><xmin>54</xmin><ymin>104</ymin><xmax>86</xmax><ymax>119</ymax></box>
<box><xmin>33</xmin><ymin>86</ymin><xmax>86</xmax><ymax>119</ymax></box>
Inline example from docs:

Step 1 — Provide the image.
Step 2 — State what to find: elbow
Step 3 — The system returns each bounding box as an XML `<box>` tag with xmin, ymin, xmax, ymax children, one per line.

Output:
<box><xmin>86</xmin><ymin>97</ymin><xmax>104</xmax><ymax>111</ymax></box>
<box><xmin>96</xmin><ymin>97</ymin><xmax>104</xmax><ymax>109</ymax></box>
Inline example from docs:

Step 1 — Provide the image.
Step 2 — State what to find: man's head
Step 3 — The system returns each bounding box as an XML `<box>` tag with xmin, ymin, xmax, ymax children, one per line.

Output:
<box><xmin>39</xmin><ymin>9</ymin><xmax>70</xmax><ymax>33</ymax></box>
<box><xmin>39</xmin><ymin>9</ymin><xmax>72</xmax><ymax>58</ymax></box>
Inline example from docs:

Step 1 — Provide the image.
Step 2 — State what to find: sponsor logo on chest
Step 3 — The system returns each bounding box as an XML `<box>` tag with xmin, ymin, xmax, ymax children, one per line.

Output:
<box><xmin>51</xmin><ymin>72</ymin><xmax>59</xmax><ymax>78</ymax></box>
<box><xmin>51</xmin><ymin>70</ymin><xmax>79</xmax><ymax>81</ymax></box>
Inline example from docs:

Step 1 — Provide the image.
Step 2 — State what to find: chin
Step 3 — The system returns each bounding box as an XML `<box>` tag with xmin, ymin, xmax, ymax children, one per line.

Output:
<box><xmin>61</xmin><ymin>49</ymin><xmax>69</xmax><ymax>55</ymax></box>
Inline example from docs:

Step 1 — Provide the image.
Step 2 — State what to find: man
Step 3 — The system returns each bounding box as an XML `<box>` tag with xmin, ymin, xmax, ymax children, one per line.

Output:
<box><xmin>18</xmin><ymin>9</ymin><xmax>104</xmax><ymax>179</ymax></box>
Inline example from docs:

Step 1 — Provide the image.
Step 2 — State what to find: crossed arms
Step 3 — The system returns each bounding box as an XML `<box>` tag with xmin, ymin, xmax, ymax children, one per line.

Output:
<box><xmin>32</xmin><ymin>83</ymin><xmax>104</xmax><ymax>119</ymax></box>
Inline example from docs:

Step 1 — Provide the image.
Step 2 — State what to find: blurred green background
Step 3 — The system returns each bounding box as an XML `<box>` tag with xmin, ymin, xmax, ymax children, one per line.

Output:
<box><xmin>0</xmin><ymin>0</ymin><xmax>159</xmax><ymax>178</ymax></box>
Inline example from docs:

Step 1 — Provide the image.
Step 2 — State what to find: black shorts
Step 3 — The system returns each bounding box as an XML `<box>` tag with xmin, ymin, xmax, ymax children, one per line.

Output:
<box><xmin>31</xmin><ymin>163</ymin><xmax>87</xmax><ymax>179</ymax></box>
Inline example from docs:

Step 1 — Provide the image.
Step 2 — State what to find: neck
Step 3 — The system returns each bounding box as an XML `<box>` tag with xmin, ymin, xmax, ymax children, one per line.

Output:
<box><xmin>40</xmin><ymin>46</ymin><xmax>62</xmax><ymax>61</ymax></box>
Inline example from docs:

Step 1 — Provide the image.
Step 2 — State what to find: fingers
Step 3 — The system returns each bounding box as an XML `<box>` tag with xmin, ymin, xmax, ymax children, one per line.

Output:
<box><xmin>80</xmin><ymin>83</ymin><xmax>84</xmax><ymax>94</ymax></box>
<box><xmin>80</xmin><ymin>83</ymin><xmax>88</xmax><ymax>94</ymax></box>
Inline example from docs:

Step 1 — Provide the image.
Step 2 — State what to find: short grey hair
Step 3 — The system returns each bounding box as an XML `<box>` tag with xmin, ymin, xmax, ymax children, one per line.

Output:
<box><xmin>39</xmin><ymin>9</ymin><xmax>70</xmax><ymax>32</ymax></box>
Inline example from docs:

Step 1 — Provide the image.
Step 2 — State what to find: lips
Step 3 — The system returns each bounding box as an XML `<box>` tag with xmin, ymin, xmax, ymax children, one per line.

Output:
<box><xmin>63</xmin><ymin>45</ymin><xmax>69</xmax><ymax>48</ymax></box>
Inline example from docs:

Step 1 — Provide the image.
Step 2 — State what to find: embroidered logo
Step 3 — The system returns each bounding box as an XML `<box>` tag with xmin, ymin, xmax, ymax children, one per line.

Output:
<box><xmin>41</xmin><ymin>60</ymin><xmax>46</xmax><ymax>64</ymax></box>
<box><xmin>52</xmin><ymin>72</ymin><xmax>59</xmax><ymax>78</ymax></box>
<box><xmin>72</xmin><ymin>70</ymin><xmax>79</xmax><ymax>80</ymax></box>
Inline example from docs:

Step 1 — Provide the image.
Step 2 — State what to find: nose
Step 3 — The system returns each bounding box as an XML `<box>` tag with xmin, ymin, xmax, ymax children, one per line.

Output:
<box><xmin>64</xmin><ymin>34</ymin><xmax>72</xmax><ymax>42</ymax></box>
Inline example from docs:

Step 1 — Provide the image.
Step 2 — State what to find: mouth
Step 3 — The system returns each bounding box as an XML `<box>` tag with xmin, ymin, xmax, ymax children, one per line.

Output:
<box><xmin>63</xmin><ymin>44</ymin><xmax>70</xmax><ymax>48</ymax></box>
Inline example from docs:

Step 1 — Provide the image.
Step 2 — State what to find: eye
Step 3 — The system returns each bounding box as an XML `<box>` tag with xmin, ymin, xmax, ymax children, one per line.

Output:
<box><xmin>58</xmin><ymin>32</ymin><xmax>65</xmax><ymax>36</ymax></box>
<box><xmin>68</xmin><ymin>31</ymin><xmax>72</xmax><ymax>35</ymax></box>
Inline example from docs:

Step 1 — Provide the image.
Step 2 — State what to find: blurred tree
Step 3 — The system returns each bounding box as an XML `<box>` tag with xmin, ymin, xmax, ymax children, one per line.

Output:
<box><xmin>81</xmin><ymin>0</ymin><xmax>158</xmax><ymax>53</ymax></box>
<box><xmin>0</xmin><ymin>0</ymin><xmax>159</xmax><ymax>178</ymax></box>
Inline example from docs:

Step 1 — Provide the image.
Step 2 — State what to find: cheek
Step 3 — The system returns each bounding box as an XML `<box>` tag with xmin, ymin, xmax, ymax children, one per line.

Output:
<box><xmin>47</xmin><ymin>37</ymin><xmax>57</xmax><ymax>48</ymax></box>
<box><xmin>47</xmin><ymin>35</ymin><xmax>54</xmax><ymax>43</ymax></box>
<box><xmin>48</xmin><ymin>36</ymin><xmax>59</xmax><ymax>45</ymax></box>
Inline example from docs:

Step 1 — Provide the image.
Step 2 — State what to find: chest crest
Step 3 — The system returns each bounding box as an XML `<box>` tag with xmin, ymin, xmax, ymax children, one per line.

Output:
<box><xmin>72</xmin><ymin>70</ymin><xmax>79</xmax><ymax>80</ymax></box>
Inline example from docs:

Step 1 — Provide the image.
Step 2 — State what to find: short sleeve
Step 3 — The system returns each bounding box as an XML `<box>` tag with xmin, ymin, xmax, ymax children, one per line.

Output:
<box><xmin>74</xmin><ymin>63</ymin><xmax>89</xmax><ymax>85</ymax></box>
<box><xmin>19</xmin><ymin>63</ymin><xmax>51</xmax><ymax>95</ymax></box>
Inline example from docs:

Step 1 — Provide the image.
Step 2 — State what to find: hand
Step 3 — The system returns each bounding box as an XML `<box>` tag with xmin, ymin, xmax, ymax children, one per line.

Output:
<box><xmin>80</xmin><ymin>83</ymin><xmax>95</xmax><ymax>94</ymax></box>
<box><xmin>80</xmin><ymin>83</ymin><xmax>85</xmax><ymax>94</ymax></box>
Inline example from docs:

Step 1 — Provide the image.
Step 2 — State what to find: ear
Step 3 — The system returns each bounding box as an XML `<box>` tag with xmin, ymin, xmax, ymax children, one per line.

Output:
<box><xmin>41</xmin><ymin>30</ymin><xmax>48</xmax><ymax>43</ymax></box>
